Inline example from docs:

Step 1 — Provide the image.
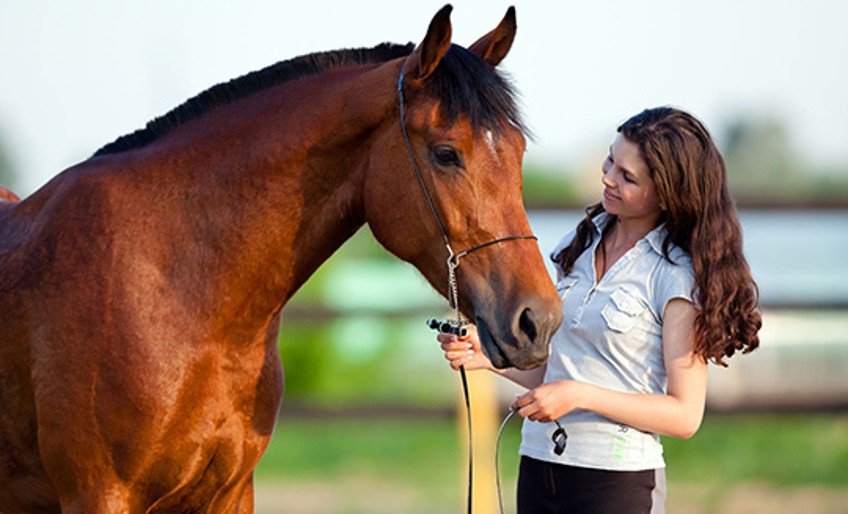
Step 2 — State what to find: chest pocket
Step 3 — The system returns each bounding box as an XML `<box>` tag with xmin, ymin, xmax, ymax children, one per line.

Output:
<box><xmin>556</xmin><ymin>276</ymin><xmax>578</xmax><ymax>300</ymax></box>
<box><xmin>601</xmin><ymin>287</ymin><xmax>648</xmax><ymax>333</ymax></box>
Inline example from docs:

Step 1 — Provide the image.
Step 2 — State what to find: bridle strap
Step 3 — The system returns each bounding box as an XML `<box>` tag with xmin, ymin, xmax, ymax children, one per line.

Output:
<box><xmin>451</xmin><ymin>234</ymin><xmax>538</xmax><ymax>265</ymax></box>
<box><xmin>397</xmin><ymin>60</ymin><xmax>451</xmax><ymax>250</ymax></box>
<box><xmin>397</xmin><ymin>60</ymin><xmax>536</xmax><ymax>268</ymax></box>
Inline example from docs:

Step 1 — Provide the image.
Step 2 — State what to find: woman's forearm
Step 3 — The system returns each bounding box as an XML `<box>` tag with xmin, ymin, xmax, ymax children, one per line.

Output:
<box><xmin>577</xmin><ymin>382</ymin><xmax>705</xmax><ymax>439</ymax></box>
<box><xmin>513</xmin><ymin>351</ymin><xmax>707</xmax><ymax>440</ymax></box>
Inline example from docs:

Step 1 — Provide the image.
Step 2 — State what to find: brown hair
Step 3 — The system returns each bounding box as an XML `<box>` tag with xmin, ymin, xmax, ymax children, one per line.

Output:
<box><xmin>554</xmin><ymin>107</ymin><xmax>761</xmax><ymax>365</ymax></box>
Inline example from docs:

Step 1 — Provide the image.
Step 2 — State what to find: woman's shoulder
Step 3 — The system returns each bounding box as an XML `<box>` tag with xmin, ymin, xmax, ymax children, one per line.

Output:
<box><xmin>652</xmin><ymin>243</ymin><xmax>694</xmax><ymax>284</ymax></box>
<box><xmin>640</xmin><ymin>228</ymin><xmax>695</xmax><ymax>304</ymax></box>
<box><xmin>665</xmin><ymin>244</ymin><xmax>693</xmax><ymax>270</ymax></box>
<box><xmin>644</xmin><ymin>226</ymin><xmax>692</xmax><ymax>270</ymax></box>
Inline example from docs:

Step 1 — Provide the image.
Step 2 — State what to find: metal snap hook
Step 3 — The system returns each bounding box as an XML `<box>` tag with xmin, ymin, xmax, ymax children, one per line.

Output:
<box><xmin>551</xmin><ymin>420</ymin><xmax>567</xmax><ymax>456</ymax></box>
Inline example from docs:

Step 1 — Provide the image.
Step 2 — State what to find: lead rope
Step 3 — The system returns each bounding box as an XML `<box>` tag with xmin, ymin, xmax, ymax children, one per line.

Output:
<box><xmin>446</xmin><ymin>246</ymin><xmax>474</xmax><ymax>514</ymax></box>
<box><xmin>495</xmin><ymin>412</ymin><xmax>568</xmax><ymax>514</ymax></box>
<box><xmin>495</xmin><ymin>410</ymin><xmax>516</xmax><ymax>514</ymax></box>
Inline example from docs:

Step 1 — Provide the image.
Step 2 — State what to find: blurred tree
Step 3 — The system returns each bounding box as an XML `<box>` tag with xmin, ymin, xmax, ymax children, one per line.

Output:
<box><xmin>522</xmin><ymin>162</ymin><xmax>581</xmax><ymax>208</ymax></box>
<box><xmin>722</xmin><ymin>116</ymin><xmax>801</xmax><ymax>194</ymax></box>
<box><xmin>720</xmin><ymin>115</ymin><xmax>848</xmax><ymax>206</ymax></box>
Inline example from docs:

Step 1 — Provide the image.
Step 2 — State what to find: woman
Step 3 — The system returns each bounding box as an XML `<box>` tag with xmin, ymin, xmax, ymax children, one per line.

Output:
<box><xmin>439</xmin><ymin>107</ymin><xmax>761</xmax><ymax>513</ymax></box>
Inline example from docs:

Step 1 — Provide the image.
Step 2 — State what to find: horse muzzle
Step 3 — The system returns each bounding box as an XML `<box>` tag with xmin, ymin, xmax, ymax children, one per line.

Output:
<box><xmin>475</xmin><ymin>294</ymin><xmax>562</xmax><ymax>370</ymax></box>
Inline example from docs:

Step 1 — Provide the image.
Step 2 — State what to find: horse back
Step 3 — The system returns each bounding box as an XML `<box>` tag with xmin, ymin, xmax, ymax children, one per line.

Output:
<box><xmin>0</xmin><ymin>165</ymin><xmax>105</xmax><ymax>292</ymax></box>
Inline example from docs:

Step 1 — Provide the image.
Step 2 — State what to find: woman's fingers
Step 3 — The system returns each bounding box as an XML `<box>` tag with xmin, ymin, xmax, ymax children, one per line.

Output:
<box><xmin>436</xmin><ymin>327</ymin><xmax>491</xmax><ymax>371</ymax></box>
<box><xmin>446</xmin><ymin>350</ymin><xmax>474</xmax><ymax>370</ymax></box>
<box><xmin>511</xmin><ymin>391</ymin><xmax>549</xmax><ymax>422</ymax></box>
<box><xmin>510</xmin><ymin>391</ymin><xmax>533</xmax><ymax>412</ymax></box>
<box><xmin>438</xmin><ymin>334</ymin><xmax>472</xmax><ymax>355</ymax></box>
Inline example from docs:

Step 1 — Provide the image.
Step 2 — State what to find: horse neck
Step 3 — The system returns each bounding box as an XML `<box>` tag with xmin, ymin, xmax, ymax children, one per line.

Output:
<box><xmin>148</xmin><ymin>65</ymin><xmax>398</xmax><ymax>316</ymax></box>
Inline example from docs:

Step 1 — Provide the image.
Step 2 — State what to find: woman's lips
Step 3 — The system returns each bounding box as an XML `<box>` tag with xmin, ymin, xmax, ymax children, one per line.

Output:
<box><xmin>603</xmin><ymin>188</ymin><xmax>619</xmax><ymax>202</ymax></box>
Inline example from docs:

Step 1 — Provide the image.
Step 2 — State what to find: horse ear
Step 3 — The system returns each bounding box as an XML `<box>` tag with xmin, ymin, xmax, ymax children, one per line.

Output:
<box><xmin>468</xmin><ymin>6</ymin><xmax>517</xmax><ymax>67</ymax></box>
<box><xmin>406</xmin><ymin>4</ymin><xmax>453</xmax><ymax>81</ymax></box>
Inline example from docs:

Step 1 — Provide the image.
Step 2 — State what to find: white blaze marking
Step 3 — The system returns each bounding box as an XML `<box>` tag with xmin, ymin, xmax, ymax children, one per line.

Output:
<box><xmin>485</xmin><ymin>130</ymin><xmax>500</xmax><ymax>164</ymax></box>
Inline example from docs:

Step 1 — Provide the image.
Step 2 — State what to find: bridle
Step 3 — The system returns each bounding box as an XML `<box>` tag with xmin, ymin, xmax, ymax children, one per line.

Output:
<box><xmin>396</xmin><ymin>60</ymin><xmax>545</xmax><ymax>514</ymax></box>
<box><xmin>396</xmin><ymin>60</ymin><xmax>537</xmax><ymax>323</ymax></box>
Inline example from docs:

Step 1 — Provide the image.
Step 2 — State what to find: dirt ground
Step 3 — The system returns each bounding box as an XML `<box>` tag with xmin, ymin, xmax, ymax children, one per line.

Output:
<box><xmin>254</xmin><ymin>479</ymin><xmax>848</xmax><ymax>514</ymax></box>
<box><xmin>669</xmin><ymin>481</ymin><xmax>848</xmax><ymax>514</ymax></box>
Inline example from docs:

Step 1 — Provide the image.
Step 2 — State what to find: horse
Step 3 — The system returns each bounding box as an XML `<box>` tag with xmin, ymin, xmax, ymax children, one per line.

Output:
<box><xmin>0</xmin><ymin>5</ymin><xmax>562</xmax><ymax>512</ymax></box>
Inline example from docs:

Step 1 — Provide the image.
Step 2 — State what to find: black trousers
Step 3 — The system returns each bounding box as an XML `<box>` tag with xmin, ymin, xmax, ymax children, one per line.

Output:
<box><xmin>517</xmin><ymin>456</ymin><xmax>664</xmax><ymax>514</ymax></box>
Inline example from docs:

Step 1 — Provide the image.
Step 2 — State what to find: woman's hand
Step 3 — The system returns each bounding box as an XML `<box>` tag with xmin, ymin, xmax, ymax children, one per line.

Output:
<box><xmin>510</xmin><ymin>380</ymin><xmax>587</xmax><ymax>423</ymax></box>
<box><xmin>437</xmin><ymin>325</ymin><xmax>494</xmax><ymax>372</ymax></box>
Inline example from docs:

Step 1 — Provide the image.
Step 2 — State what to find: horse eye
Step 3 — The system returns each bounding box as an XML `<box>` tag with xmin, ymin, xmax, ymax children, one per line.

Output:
<box><xmin>432</xmin><ymin>146</ymin><xmax>462</xmax><ymax>167</ymax></box>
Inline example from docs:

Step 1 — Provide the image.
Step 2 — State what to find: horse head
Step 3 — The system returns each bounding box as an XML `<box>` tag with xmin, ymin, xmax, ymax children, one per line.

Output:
<box><xmin>364</xmin><ymin>6</ymin><xmax>562</xmax><ymax>370</ymax></box>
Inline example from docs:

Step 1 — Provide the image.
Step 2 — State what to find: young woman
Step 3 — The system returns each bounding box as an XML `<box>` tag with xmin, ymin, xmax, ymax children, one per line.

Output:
<box><xmin>438</xmin><ymin>107</ymin><xmax>761</xmax><ymax>513</ymax></box>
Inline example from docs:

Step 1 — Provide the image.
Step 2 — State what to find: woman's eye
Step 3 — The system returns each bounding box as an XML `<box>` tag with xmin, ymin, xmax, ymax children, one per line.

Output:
<box><xmin>432</xmin><ymin>146</ymin><xmax>462</xmax><ymax>167</ymax></box>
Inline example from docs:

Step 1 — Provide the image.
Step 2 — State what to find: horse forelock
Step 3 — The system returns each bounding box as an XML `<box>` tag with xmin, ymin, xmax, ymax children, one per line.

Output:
<box><xmin>424</xmin><ymin>44</ymin><xmax>528</xmax><ymax>140</ymax></box>
<box><xmin>93</xmin><ymin>42</ymin><xmax>416</xmax><ymax>157</ymax></box>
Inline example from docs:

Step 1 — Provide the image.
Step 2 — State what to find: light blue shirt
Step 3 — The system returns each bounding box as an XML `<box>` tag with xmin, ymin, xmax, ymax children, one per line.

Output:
<box><xmin>519</xmin><ymin>212</ymin><xmax>695</xmax><ymax>471</ymax></box>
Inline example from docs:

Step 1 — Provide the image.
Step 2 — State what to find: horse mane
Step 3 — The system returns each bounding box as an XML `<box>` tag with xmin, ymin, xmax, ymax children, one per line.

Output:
<box><xmin>94</xmin><ymin>41</ymin><xmax>526</xmax><ymax>157</ymax></box>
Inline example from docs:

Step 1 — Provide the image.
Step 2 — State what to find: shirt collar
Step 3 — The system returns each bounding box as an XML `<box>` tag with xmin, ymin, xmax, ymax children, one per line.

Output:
<box><xmin>591</xmin><ymin>211</ymin><xmax>668</xmax><ymax>256</ymax></box>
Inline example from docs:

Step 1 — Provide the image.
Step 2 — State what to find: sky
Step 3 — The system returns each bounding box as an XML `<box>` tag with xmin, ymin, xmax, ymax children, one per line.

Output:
<box><xmin>0</xmin><ymin>0</ymin><xmax>846</xmax><ymax>194</ymax></box>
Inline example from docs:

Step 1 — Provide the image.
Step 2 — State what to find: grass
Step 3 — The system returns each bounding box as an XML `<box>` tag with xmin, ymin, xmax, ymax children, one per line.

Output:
<box><xmin>255</xmin><ymin>416</ymin><xmax>466</xmax><ymax>513</ymax></box>
<box><xmin>258</xmin><ymin>416</ymin><xmax>462</xmax><ymax>484</ymax></box>
<box><xmin>664</xmin><ymin>412</ymin><xmax>848</xmax><ymax>486</ymax></box>
<box><xmin>254</xmin><ymin>411</ymin><xmax>848</xmax><ymax>512</ymax></box>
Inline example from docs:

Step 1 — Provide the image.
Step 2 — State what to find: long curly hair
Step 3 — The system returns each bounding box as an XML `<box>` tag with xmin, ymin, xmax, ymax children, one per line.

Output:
<box><xmin>554</xmin><ymin>107</ymin><xmax>761</xmax><ymax>365</ymax></box>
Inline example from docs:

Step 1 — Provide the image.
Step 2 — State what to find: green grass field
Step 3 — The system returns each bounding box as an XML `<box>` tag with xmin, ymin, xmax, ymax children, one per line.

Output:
<box><xmin>254</xmin><ymin>412</ymin><xmax>848</xmax><ymax>513</ymax></box>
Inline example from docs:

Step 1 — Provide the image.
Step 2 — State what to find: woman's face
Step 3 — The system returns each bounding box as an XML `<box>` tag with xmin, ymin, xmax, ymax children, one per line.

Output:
<box><xmin>601</xmin><ymin>133</ymin><xmax>663</xmax><ymax>224</ymax></box>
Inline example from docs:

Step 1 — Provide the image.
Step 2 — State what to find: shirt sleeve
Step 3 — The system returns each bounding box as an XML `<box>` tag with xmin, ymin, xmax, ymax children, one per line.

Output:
<box><xmin>652</xmin><ymin>251</ymin><xmax>696</xmax><ymax>321</ymax></box>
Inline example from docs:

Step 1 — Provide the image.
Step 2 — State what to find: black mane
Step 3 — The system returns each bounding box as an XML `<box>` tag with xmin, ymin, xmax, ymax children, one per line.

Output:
<box><xmin>94</xmin><ymin>43</ymin><xmax>415</xmax><ymax>156</ymax></box>
<box><xmin>425</xmin><ymin>44</ymin><xmax>528</xmax><ymax>137</ymax></box>
<box><xmin>94</xmin><ymin>41</ymin><xmax>526</xmax><ymax>156</ymax></box>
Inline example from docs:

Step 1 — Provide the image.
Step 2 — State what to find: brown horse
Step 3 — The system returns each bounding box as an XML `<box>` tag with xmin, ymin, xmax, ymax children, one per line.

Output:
<box><xmin>0</xmin><ymin>5</ymin><xmax>561</xmax><ymax>512</ymax></box>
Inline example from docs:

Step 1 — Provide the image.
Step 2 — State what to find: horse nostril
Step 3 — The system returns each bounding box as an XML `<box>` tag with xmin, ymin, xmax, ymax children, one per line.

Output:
<box><xmin>518</xmin><ymin>307</ymin><xmax>538</xmax><ymax>343</ymax></box>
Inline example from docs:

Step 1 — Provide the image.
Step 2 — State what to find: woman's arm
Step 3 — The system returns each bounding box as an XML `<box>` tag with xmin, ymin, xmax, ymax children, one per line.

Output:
<box><xmin>512</xmin><ymin>298</ymin><xmax>708</xmax><ymax>439</ymax></box>
<box><xmin>438</xmin><ymin>327</ymin><xmax>547</xmax><ymax>390</ymax></box>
